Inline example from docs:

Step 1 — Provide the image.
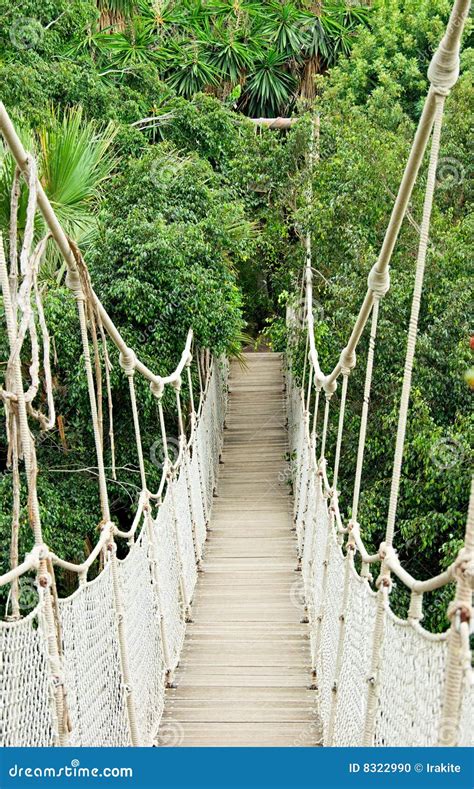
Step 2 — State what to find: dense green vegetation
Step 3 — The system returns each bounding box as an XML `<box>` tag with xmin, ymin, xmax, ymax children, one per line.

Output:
<box><xmin>0</xmin><ymin>0</ymin><xmax>472</xmax><ymax>629</ymax></box>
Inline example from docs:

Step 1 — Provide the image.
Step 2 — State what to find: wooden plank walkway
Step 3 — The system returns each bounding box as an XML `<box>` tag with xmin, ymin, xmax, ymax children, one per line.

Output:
<box><xmin>158</xmin><ymin>352</ymin><xmax>321</xmax><ymax>747</ymax></box>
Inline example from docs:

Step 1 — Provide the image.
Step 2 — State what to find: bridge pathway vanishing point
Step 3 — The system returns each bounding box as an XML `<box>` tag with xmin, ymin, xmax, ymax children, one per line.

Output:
<box><xmin>158</xmin><ymin>353</ymin><xmax>320</xmax><ymax>747</ymax></box>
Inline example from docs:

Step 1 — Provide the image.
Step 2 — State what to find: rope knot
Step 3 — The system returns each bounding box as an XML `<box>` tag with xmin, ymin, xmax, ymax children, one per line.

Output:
<box><xmin>150</xmin><ymin>380</ymin><xmax>164</xmax><ymax>399</ymax></box>
<box><xmin>339</xmin><ymin>347</ymin><xmax>356</xmax><ymax>374</ymax></box>
<box><xmin>119</xmin><ymin>348</ymin><xmax>136</xmax><ymax>376</ymax></box>
<box><xmin>447</xmin><ymin>600</ymin><xmax>471</xmax><ymax>625</ymax></box>
<box><xmin>38</xmin><ymin>571</ymin><xmax>52</xmax><ymax>589</ymax></box>
<box><xmin>323</xmin><ymin>378</ymin><xmax>337</xmax><ymax>397</ymax></box>
<box><xmin>65</xmin><ymin>269</ymin><xmax>84</xmax><ymax>300</ymax></box>
<box><xmin>453</xmin><ymin>547</ymin><xmax>474</xmax><ymax>588</ymax></box>
<box><xmin>368</xmin><ymin>265</ymin><xmax>390</xmax><ymax>298</ymax></box>
<box><xmin>376</xmin><ymin>542</ymin><xmax>395</xmax><ymax>590</ymax></box>
<box><xmin>427</xmin><ymin>36</ymin><xmax>462</xmax><ymax>95</ymax></box>
<box><xmin>378</xmin><ymin>541</ymin><xmax>396</xmax><ymax>563</ymax></box>
<box><xmin>408</xmin><ymin>590</ymin><xmax>424</xmax><ymax>622</ymax></box>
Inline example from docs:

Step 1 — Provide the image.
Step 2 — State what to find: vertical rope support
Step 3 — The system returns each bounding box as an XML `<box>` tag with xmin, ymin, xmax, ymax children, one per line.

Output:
<box><xmin>145</xmin><ymin>509</ymin><xmax>172</xmax><ymax>676</ymax></box>
<box><xmin>67</xmin><ymin>271</ymin><xmax>110</xmax><ymax>523</ymax></box>
<box><xmin>127</xmin><ymin>364</ymin><xmax>174</xmax><ymax>676</ymax></box>
<box><xmin>157</xmin><ymin>393</ymin><xmax>186</xmax><ymax>609</ymax></box>
<box><xmin>332</xmin><ymin>372</ymin><xmax>349</xmax><ymax>494</ymax></box>
<box><xmin>351</xmin><ymin>299</ymin><xmax>380</xmax><ymax>523</ymax></box>
<box><xmin>124</xmin><ymin>364</ymin><xmax>147</xmax><ymax>493</ymax></box>
<box><xmin>194</xmin><ymin>422</ymin><xmax>210</xmax><ymax>526</ymax></box>
<box><xmin>320</xmin><ymin>395</ymin><xmax>332</xmax><ymax>463</ymax></box>
<box><xmin>438</xmin><ymin>476</ymin><xmax>474</xmax><ymax>745</ymax></box>
<box><xmin>185</xmin><ymin>362</ymin><xmax>203</xmax><ymax>563</ymax></box>
<box><xmin>109</xmin><ymin>546</ymin><xmax>141</xmax><ymax>746</ymax></box>
<box><xmin>362</xmin><ymin>582</ymin><xmax>388</xmax><ymax>746</ymax></box>
<box><xmin>167</xmin><ymin>382</ymin><xmax>192</xmax><ymax>620</ymax></box>
<box><xmin>385</xmin><ymin>96</ymin><xmax>445</xmax><ymax>547</ymax></box>
<box><xmin>312</xmin><ymin>503</ymin><xmax>334</xmax><ymax>680</ymax></box>
<box><xmin>326</xmin><ymin>536</ymin><xmax>356</xmax><ymax>745</ymax></box>
<box><xmin>0</xmin><ymin>236</ymin><xmax>67</xmax><ymax>745</ymax></box>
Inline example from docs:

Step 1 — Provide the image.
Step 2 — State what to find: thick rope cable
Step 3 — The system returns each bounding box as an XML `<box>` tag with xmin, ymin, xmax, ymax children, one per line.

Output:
<box><xmin>385</xmin><ymin>95</ymin><xmax>445</xmax><ymax>547</ymax></box>
<box><xmin>332</xmin><ymin>372</ymin><xmax>349</xmax><ymax>495</ymax></box>
<box><xmin>350</xmin><ymin>299</ymin><xmax>380</xmax><ymax>524</ymax></box>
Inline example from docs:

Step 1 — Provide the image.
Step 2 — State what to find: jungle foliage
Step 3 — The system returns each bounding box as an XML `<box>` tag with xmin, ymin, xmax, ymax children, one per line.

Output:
<box><xmin>0</xmin><ymin>0</ymin><xmax>472</xmax><ymax>629</ymax></box>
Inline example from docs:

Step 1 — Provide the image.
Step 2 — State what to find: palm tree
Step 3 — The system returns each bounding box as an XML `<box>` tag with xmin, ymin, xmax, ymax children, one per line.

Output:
<box><xmin>96</xmin><ymin>0</ymin><xmax>137</xmax><ymax>31</ymax></box>
<box><xmin>166</xmin><ymin>40</ymin><xmax>220</xmax><ymax>98</ymax></box>
<box><xmin>299</xmin><ymin>2</ymin><xmax>371</xmax><ymax>100</ymax></box>
<box><xmin>0</xmin><ymin>107</ymin><xmax>117</xmax><ymax>281</ymax></box>
<box><xmin>245</xmin><ymin>49</ymin><xmax>297</xmax><ymax>117</ymax></box>
<box><xmin>71</xmin><ymin>1</ymin><xmax>371</xmax><ymax>116</ymax></box>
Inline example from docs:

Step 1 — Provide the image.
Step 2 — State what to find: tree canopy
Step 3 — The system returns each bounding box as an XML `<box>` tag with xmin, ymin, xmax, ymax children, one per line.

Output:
<box><xmin>0</xmin><ymin>0</ymin><xmax>472</xmax><ymax>630</ymax></box>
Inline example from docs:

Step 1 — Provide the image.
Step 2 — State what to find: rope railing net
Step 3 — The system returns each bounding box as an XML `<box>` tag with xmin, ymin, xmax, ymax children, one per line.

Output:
<box><xmin>287</xmin><ymin>0</ymin><xmax>473</xmax><ymax>748</ymax></box>
<box><xmin>0</xmin><ymin>103</ymin><xmax>228</xmax><ymax>746</ymax></box>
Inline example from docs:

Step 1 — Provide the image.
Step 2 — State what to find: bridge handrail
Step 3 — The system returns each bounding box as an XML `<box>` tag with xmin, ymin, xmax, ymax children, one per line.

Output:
<box><xmin>289</xmin><ymin>0</ymin><xmax>473</xmax><ymax>748</ymax></box>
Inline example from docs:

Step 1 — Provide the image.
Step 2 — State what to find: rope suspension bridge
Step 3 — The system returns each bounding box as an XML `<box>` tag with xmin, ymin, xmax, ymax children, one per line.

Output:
<box><xmin>0</xmin><ymin>0</ymin><xmax>472</xmax><ymax>749</ymax></box>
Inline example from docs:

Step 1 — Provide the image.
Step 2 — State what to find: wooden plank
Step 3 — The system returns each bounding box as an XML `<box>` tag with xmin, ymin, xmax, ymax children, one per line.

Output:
<box><xmin>157</xmin><ymin>353</ymin><xmax>320</xmax><ymax>747</ymax></box>
<box><xmin>157</xmin><ymin>723</ymin><xmax>321</xmax><ymax>747</ymax></box>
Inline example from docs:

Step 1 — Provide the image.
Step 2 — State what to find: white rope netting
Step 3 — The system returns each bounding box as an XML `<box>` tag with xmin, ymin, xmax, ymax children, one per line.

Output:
<box><xmin>171</xmin><ymin>468</ymin><xmax>198</xmax><ymax>607</ymax></box>
<box><xmin>288</xmin><ymin>376</ymin><xmax>472</xmax><ymax>748</ymax></box>
<box><xmin>188</xmin><ymin>445</ymin><xmax>207</xmax><ymax>552</ymax></box>
<box><xmin>373</xmin><ymin>614</ymin><xmax>447</xmax><ymax>747</ymax></box>
<box><xmin>152</xmin><ymin>494</ymin><xmax>186</xmax><ymax>672</ymax></box>
<box><xmin>0</xmin><ymin>358</ymin><xmax>227</xmax><ymax>747</ymax></box>
<box><xmin>59</xmin><ymin>565</ymin><xmax>130</xmax><ymax>747</ymax></box>
<box><xmin>314</xmin><ymin>530</ymin><xmax>345</xmax><ymax>741</ymax></box>
<box><xmin>332</xmin><ymin>571</ymin><xmax>378</xmax><ymax>746</ymax></box>
<box><xmin>458</xmin><ymin>673</ymin><xmax>474</xmax><ymax>747</ymax></box>
<box><xmin>117</xmin><ymin>532</ymin><xmax>165</xmax><ymax>745</ymax></box>
<box><xmin>0</xmin><ymin>603</ymin><xmax>55</xmax><ymax>747</ymax></box>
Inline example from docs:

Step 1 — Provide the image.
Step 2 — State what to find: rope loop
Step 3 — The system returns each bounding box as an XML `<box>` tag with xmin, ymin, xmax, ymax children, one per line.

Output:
<box><xmin>453</xmin><ymin>547</ymin><xmax>474</xmax><ymax>588</ymax></box>
<box><xmin>339</xmin><ymin>348</ymin><xmax>356</xmax><ymax>375</ymax></box>
<box><xmin>172</xmin><ymin>375</ymin><xmax>182</xmax><ymax>393</ymax></box>
<box><xmin>150</xmin><ymin>380</ymin><xmax>164</xmax><ymax>399</ymax></box>
<box><xmin>367</xmin><ymin>265</ymin><xmax>390</xmax><ymax>298</ymax></box>
<box><xmin>447</xmin><ymin>600</ymin><xmax>471</xmax><ymax>626</ymax></box>
<box><xmin>428</xmin><ymin>44</ymin><xmax>460</xmax><ymax>96</ymax></box>
<box><xmin>65</xmin><ymin>269</ymin><xmax>84</xmax><ymax>301</ymax></box>
<box><xmin>323</xmin><ymin>378</ymin><xmax>337</xmax><ymax>397</ymax></box>
<box><xmin>119</xmin><ymin>348</ymin><xmax>136</xmax><ymax>376</ymax></box>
